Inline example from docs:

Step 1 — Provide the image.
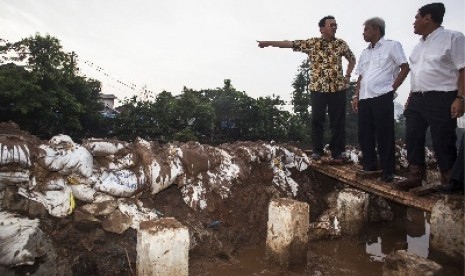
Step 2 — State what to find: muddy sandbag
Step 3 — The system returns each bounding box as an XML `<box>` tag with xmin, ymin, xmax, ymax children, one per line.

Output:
<box><xmin>81</xmin><ymin>199</ymin><xmax>119</xmax><ymax>216</ymax></box>
<box><xmin>17</xmin><ymin>184</ymin><xmax>75</xmax><ymax>218</ymax></box>
<box><xmin>0</xmin><ymin>135</ymin><xmax>34</xmax><ymax>185</ymax></box>
<box><xmin>70</xmin><ymin>183</ymin><xmax>96</xmax><ymax>202</ymax></box>
<box><xmin>94</xmin><ymin>169</ymin><xmax>146</xmax><ymax>197</ymax></box>
<box><xmin>117</xmin><ymin>198</ymin><xmax>160</xmax><ymax>229</ymax></box>
<box><xmin>0</xmin><ymin>137</ymin><xmax>32</xmax><ymax>169</ymax></box>
<box><xmin>82</xmin><ymin>138</ymin><xmax>130</xmax><ymax>157</ymax></box>
<box><xmin>0</xmin><ymin>211</ymin><xmax>46</xmax><ymax>266</ymax></box>
<box><xmin>37</xmin><ymin>134</ymin><xmax>93</xmax><ymax>177</ymax></box>
<box><xmin>87</xmin><ymin>139</ymin><xmax>139</xmax><ymax>173</ymax></box>
<box><xmin>0</xmin><ymin>170</ymin><xmax>30</xmax><ymax>185</ymax></box>
<box><xmin>134</xmin><ymin>139</ymin><xmax>184</xmax><ymax>194</ymax></box>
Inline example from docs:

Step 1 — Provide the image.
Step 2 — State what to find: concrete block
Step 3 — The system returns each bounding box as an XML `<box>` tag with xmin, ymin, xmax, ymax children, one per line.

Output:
<box><xmin>336</xmin><ymin>188</ymin><xmax>369</xmax><ymax>235</ymax></box>
<box><xmin>430</xmin><ymin>199</ymin><xmax>464</xmax><ymax>260</ymax></box>
<box><xmin>382</xmin><ymin>250</ymin><xmax>443</xmax><ymax>276</ymax></box>
<box><xmin>137</xmin><ymin>218</ymin><xmax>189</xmax><ymax>276</ymax></box>
<box><xmin>266</xmin><ymin>198</ymin><xmax>309</xmax><ymax>268</ymax></box>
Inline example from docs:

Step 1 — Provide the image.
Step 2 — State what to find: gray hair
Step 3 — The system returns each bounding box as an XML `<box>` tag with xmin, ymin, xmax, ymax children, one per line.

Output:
<box><xmin>364</xmin><ymin>17</ymin><xmax>385</xmax><ymax>37</ymax></box>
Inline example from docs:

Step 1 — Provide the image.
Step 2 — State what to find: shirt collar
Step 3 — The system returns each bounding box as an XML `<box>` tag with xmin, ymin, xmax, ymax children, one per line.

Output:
<box><xmin>367</xmin><ymin>37</ymin><xmax>385</xmax><ymax>49</ymax></box>
<box><xmin>421</xmin><ymin>26</ymin><xmax>443</xmax><ymax>42</ymax></box>
<box><xmin>320</xmin><ymin>36</ymin><xmax>336</xmax><ymax>42</ymax></box>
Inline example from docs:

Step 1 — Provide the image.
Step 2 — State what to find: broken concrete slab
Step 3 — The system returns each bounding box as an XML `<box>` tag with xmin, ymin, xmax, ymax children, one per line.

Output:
<box><xmin>382</xmin><ymin>250</ymin><xmax>443</xmax><ymax>276</ymax></box>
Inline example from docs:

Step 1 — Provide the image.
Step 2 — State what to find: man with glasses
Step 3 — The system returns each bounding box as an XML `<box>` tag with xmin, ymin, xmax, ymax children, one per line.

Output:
<box><xmin>258</xmin><ymin>16</ymin><xmax>356</xmax><ymax>164</ymax></box>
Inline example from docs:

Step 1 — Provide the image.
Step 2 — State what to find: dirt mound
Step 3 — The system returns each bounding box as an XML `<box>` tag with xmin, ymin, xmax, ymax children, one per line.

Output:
<box><xmin>0</xmin><ymin>123</ymin><xmax>329</xmax><ymax>275</ymax></box>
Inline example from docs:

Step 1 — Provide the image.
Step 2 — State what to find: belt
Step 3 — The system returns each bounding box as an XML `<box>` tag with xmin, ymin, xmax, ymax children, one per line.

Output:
<box><xmin>411</xmin><ymin>90</ymin><xmax>456</xmax><ymax>95</ymax></box>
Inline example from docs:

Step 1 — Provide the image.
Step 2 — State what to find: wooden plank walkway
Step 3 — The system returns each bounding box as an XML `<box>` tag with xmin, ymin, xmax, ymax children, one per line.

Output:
<box><xmin>308</xmin><ymin>161</ymin><xmax>449</xmax><ymax>213</ymax></box>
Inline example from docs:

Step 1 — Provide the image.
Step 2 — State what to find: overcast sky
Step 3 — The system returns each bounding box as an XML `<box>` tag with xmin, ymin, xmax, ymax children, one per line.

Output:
<box><xmin>1</xmin><ymin>0</ymin><xmax>464</xmax><ymax>106</ymax></box>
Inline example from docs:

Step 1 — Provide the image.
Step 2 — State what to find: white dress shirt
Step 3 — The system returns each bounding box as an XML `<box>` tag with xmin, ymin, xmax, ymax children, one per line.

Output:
<box><xmin>356</xmin><ymin>38</ymin><xmax>407</xmax><ymax>100</ymax></box>
<box><xmin>410</xmin><ymin>27</ymin><xmax>465</xmax><ymax>92</ymax></box>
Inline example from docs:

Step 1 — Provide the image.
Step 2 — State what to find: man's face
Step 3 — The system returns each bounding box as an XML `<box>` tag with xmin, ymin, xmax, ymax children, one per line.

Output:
<box><xmin>363</xmin><ymin>25</ymin><xmax>376</xmax><ymax>43</ymax></box>
<box><xmin>413</xmin><ymin>11</ymin><xmax>429</xmax><ymax>35</ymax></box>
<box><xmin>320</xmin><ymin>19</ymin><xmax>337</xmax><ymax>39</ymax></box>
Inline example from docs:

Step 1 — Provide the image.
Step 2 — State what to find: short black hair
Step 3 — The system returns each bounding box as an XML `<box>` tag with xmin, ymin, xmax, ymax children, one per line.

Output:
<box><xmin>418</xmin><ymin>2</ymin><xmax>445</xmax><ymax>25</ymax></box>
<box><xmin>319</xmin><ymin>16</ymin><xmax>335</xmax><ymax>27</ymax></box>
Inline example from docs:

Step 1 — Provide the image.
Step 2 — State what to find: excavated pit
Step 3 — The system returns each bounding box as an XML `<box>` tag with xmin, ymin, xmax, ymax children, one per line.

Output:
<box><xmin>0</xmin><ymin>121</ymin><xmax>463</xmax><ymax>275</ymax></box>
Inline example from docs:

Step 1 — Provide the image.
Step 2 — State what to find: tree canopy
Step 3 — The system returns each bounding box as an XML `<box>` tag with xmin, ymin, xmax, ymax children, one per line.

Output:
<box><xmin>0</xmin><ymin>34</ymin><xmax>104</xmax><ymax>140</ymax></box>
<box><xmin>0</xmin><ymin>34</ymin><xmax>405</xmax><ymax>146</ymax></box>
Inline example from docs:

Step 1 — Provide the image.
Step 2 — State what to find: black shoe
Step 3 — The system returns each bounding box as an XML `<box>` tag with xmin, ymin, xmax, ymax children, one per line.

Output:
<box><xmin>312</xmin><ymin>152</ymin><xmax>322</xmax><ymax>161</ymax></box>
<box><xmin>331</xmin><ymin>154</ymin><xmax>348</xmax><ymax>165</ymax></box>
<box><xmin>380</xmin><ymin>173</ymin><xmax>394</xmax><ymax>183</ymax></box>
<box><xmin>356</xmin><ymin>169</ymin><xmax>382</xmax><ymax>179</ymax></box>
<box><xmin>435</xmin><ymin>184</ymin><xmax>464</xmax><ymax>194</ymax></box>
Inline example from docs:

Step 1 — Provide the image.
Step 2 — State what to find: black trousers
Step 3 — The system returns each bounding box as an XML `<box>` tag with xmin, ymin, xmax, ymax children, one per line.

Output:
<box><xmin>404</xmin><ymin>91</ymin><xmax>457</xmax><ymax>171</ymax></box>
<box><xmin>358</xmin><ymin>91</ymin><xmax>395</xmax><ymax>173</ymax></box>
<box><xmin>311</xmin><ymin>90</ymin><xmax>346</xmax><ymax>157</ymax></box>
<box><xmin>450</xmin><ymin>133</ymin><xmax>464</xmax><ymax>189</ymax></box>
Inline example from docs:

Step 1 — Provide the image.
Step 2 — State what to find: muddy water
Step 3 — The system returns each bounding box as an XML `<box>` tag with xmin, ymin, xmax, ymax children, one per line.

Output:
<box><xmin>203</xmin><ymin>207</ymin><xmax>464</xmax><ymax>276</ymax></box>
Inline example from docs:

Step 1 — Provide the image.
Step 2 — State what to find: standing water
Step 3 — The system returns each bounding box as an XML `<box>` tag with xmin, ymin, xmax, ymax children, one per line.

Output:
<box><xmin>197</xmin><ymin>207</ymin><xmax>463</xmax><ymax>275</ymax></box>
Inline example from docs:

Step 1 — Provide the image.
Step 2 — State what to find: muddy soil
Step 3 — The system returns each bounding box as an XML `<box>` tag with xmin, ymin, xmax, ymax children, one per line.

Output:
<box><xmin>1</xmin><ymin>164</ymin><xmax>335</xmax><ymax>275</ymax></box>
<box><xmin>1</xmin><ymin>122</ymin><xmax>461</xmax><ymax>276</ymax></box>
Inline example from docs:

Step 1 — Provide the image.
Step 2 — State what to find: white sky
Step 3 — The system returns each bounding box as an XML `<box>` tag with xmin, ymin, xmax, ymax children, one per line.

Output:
<box><xmin>1</xmin><ymin>0</ymin><xmax>464</xmax><ymax>106</ymax></box>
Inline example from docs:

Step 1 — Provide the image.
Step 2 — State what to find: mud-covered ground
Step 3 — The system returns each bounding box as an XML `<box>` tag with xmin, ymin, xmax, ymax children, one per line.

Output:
<box><xmin>1</xmin><ymin>164</ymin><xmax>337</xmax><ymax>275</ymax></box>
<box><xmin>1</xmin><ymin>121</ymin><xmax>347</xmax><ymax>275</ymax></box>
<box><xmin>2</xmin><ymin>121</ymin><xmax>461</xmax><ymax>276</ymax></box>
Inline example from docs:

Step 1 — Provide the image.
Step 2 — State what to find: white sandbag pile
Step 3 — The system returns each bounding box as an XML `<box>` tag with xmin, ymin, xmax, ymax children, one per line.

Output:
<box><xmin>0</xmin><ymin>122</ymin><xmax>437</xmax><ymax>271</ymax></box>
<box><xmin>0</xmin><ymin>133</ymin><xmax>34</xmax><ymax>186</ymax></box>
<box><xmin>1</xmin><ymin>130</ymin><xmax>312</xmax><ymax>216</ymax></box>
<box><xmin>0</xmin><ymin>211</ymin><xmax>51</xmax><ymax>267</ymax></box>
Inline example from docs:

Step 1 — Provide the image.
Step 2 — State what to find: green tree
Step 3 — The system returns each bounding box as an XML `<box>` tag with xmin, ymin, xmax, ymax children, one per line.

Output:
<box><xmin>290</xmin><ymin>59</ymin><xmax>312</xmax><ymax>146</ymax></box>
<box><xmin>345</xmin><ymin>80</ymin><xmax>358</xmax><ymax>146</ymax></box>
<box><xmin>292</xmin><ymin>60</ymin><xmax>311</xmax><ymax>117</ymax></box>
<box><xmin>208</xmin><ymin>79</ymin><xmax>252</xmax><ymax>142</ymax></box>
<box><xmin>174</xmin><ymin>87</ymin><xmax>215</xmax><ymax>143</ymax></box>
<box><xmin>113</xmin><ymin>95</ymin><xmax>156</xmax><ymax>141</ymax></box>
<box><xmin>151</xmin><ymin>90</ymin><xmax>178</xmax><ymax>140</ymax></box>
<box><xmin>0</xmin><ymin>34</ymin><xmax>104</xmax><ymax>140</ymax></box>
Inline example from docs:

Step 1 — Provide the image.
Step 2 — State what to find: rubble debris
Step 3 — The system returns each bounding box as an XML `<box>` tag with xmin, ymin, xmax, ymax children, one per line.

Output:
<box><xmin>383</xmin><ymin>250</ymin><xmax>443</xmax><ymax>275</ymax></box>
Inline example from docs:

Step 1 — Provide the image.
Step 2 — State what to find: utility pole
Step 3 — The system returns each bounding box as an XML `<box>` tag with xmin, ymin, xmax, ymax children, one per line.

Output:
<box><xmin>69</xmin><ymin>51</ymin><xmax>77</xmax><ymax>75</ymax></box>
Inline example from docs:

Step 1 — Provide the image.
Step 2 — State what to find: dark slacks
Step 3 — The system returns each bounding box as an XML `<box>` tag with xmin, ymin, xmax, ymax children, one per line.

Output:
<box><xmin>404</xmin><ymin>91</ymin><xmax>457</xmax><ymax>171</ymax></box>
<box><xmin>450</xmin><ymin>133</ymin><xmax>464</xmax><ymax>189</ymax></box>
<box><xmin>311</xmin><ymin>90</ymin><xmax>346</xmax><ymax>157</ymax></box>
<box><xmin>358</xmin><ymin>91</ymin><xmax>395</xmax><ymax>174</ymax></box>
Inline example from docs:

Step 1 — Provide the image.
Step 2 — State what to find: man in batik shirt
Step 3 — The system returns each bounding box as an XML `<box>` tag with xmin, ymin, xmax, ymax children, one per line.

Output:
<box><xmin>258</xmin><ymin>15</ymin><xmax>356</xmax><ymax>163</ymax></box>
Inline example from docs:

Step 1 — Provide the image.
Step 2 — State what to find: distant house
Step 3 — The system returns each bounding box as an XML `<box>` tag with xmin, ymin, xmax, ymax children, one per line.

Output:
<box><xmin>99</xmin><ymin>93</ymin><xmax>117</xmax><ymax>109</ymax></box>
<box><xmin>98</xmin><ymin>93</ymin><xmax>119</xmax><ymax>118</ymax></box>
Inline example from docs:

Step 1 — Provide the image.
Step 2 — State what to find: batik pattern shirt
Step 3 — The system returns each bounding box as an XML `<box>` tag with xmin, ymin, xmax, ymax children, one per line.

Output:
<box><xmin>293</xmin><ymin>37</ymin><xmax>355</xmax><ymax>92</ymax></box>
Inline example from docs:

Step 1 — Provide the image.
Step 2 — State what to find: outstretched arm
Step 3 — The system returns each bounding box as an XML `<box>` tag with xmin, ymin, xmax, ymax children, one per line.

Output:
<box><xmin>257</xmin><ymin>41</ymin><xmax>294</xmax><ymax>48</ymax></box>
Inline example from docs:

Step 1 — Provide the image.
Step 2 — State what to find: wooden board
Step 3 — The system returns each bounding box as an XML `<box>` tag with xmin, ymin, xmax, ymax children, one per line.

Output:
<box><xmin>309</xmin><ymin>161</ymin><xmax>440</xmax><ymax>212</ymax></box>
